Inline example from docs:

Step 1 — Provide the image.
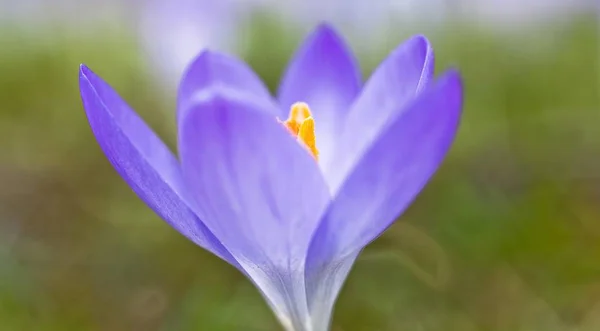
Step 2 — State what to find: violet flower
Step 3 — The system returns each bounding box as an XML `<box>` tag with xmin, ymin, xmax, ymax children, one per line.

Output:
<box><xmin>79</xmin><ymin>23</ymin><xmax>462</xmax><ymax>331</ymax></box>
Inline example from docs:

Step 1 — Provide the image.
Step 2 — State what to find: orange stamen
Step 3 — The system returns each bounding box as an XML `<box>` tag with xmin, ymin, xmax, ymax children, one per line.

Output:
<box><xmin>279</xmin><ymin>102</ymin><xmax>319</xmax><ymax>160</ymax></box>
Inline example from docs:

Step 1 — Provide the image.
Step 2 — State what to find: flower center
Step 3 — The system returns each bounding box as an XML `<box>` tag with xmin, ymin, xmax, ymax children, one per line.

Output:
<box><xmin>278</xmin><ymin>102</ymin><xmax>319</xmax><ymax>161</ymax></box>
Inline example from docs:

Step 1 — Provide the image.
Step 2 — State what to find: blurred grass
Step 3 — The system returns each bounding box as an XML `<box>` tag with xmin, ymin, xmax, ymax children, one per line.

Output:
<box><xmin>0</xmin><ymin>14</ymin><xmax>598</xmax><ymax>331</ymax></box>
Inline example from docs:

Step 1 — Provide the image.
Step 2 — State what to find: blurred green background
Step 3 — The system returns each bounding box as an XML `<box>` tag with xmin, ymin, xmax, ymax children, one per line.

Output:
<box><xmin>0</xmin><ymin>3</ymin><xmax>598</xmax><ymax>330</ymax></box>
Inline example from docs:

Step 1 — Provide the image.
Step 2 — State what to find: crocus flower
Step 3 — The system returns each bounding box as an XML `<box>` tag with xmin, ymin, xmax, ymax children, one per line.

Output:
<box><xmin>79</xmin><ymin>23</ymin><xmax>462</xmax><ymax>331</ymax></box>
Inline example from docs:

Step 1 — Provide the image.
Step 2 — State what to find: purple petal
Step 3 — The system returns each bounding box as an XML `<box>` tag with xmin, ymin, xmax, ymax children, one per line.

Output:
<box><xmin>278</xmin><ymin>23</ymin><xmax>362</xmax><ymax>167</ymax></box>
<box><xmin>306</xmin><ymin>70</ymin><xmax>462</xmax><ymax>304</ymax></box>
<box><xmin>79</xmin><ymin>64</ymin><xmax>236</xmax><ymax>266</ymax></box>
<box><xmin>178</xmin><ymin>88</ymin><xmax>331</xmax><ymax>326</ymax></box>
<box><xmin>177</xmin><ymin>50</ymin><xmax>277</xmax><ymax>126</ymax></box>
<box><xmin>325</xmin><ymin>35</ymin><xmax>434</xmax><ymax>188</ymax></box>
<box><xmin>178</xmin><ymin>88</ymin><xmax>330</xmax><ymax>264</ymax></box>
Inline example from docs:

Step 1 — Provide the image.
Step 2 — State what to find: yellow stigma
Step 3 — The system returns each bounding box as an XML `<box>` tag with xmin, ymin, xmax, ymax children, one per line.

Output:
<box><xmin>279</xmin><ymin>102</ymin><xmax>319</xmax><ymax>160</ymax></box>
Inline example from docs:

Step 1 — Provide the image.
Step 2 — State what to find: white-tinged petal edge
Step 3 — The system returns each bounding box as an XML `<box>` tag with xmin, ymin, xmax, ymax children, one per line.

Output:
<box><xmin>177</xmin><ymin>88</ymin><xmax>331</xmax><ymax>330</ymax></box>
<box><xmin>306</xmin><ymin>70</ymin><xmax>463</xmax><ymax>327</ymax></box>
<box><xmin>325</xmin><ymin>35</ymin><xmax>435</xmax><ymax>190</ymax></box>
<box><xmin>78</xmin><ymin>64</ymin><xmax>237</xmax><ymax>267</ymax></box>
<box><xmin>177</xmin><ymin>50</ymin><xmax>279</xmax><ymax>126</ymax></box>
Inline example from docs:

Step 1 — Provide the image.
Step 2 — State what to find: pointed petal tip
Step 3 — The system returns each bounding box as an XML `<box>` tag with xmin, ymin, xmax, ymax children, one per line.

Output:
<box><xmin>79</xmin><ymin>63</ymin><xmax>92</xmax><ymax>79</ymax></box>
<box><xmin>307</xmin><ymin>22</ymin><xmax>348</xmax><ymax>47</ymax></box>
<box><xmin>189</xmin><ymin>48</ymin><xmax>234</xmax><ymax>65</ymax></box>
<box><xmin>194</xmin><ymin>49</ymin><xmax>221</xmax><ymax>61</ymax></box>
<box><xmin>183</xmin><ymin>50</ymin><xmax>209</xmax><ymax>72</ymax></box>
<box><xmin>78</xmin><ymin>64</ymin><xmax>103</xmax><ymax>89</ymax></box>
<box><xmin>181</xmin><ymin>49</ymin><xmax>227</xmax><ymax>76</ymax></box>
<box><xmin>437</xmin><ymin>68</ymin><xmax>463</xmax><ymax>96</ymax></box>
<box><xmin>193</xmin><ymin>49</ymin><xmax>210</xmax><ymax>61</ymax></box>
<box><xmin>431</xmin><ymin>68</ymin><xmax>464</xmax><ymax>127</ymax></box>
<box><xmin>181</xmin><ymin>48</ymin><xmax>249</xmax><ymax>84</ymax></box>
<box><xmin>178</xmin><ymin>46</ymin><xmax>276</xmax><ymax>121</ymax></box>
<box><xmin>442</xmin><ymin>67</ymin><xmax>462</xmax><ymax>82</ymax></box>
<box><xmin>314</xmin><ymin>22</ymin><xmax>337</xmax><ymax>34</ymax></box>
<box><xmin>78</xmin><ymin>64</ymin><xmax>94</xmax><ymax>95</ymax></box>
<box><xmin>409</xmin><ymin>34</ymin><xmax>432</xmax><ymax>46</ymax></box>
<box><xmin>315</xmin><ymin>22</ymin><xmax>344</xmax><ymax>40</ymax></box>
<box><xmin>400</xmin><ymin>34</ymin><xmax>434</xmax><ymax>59</ymax></box>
